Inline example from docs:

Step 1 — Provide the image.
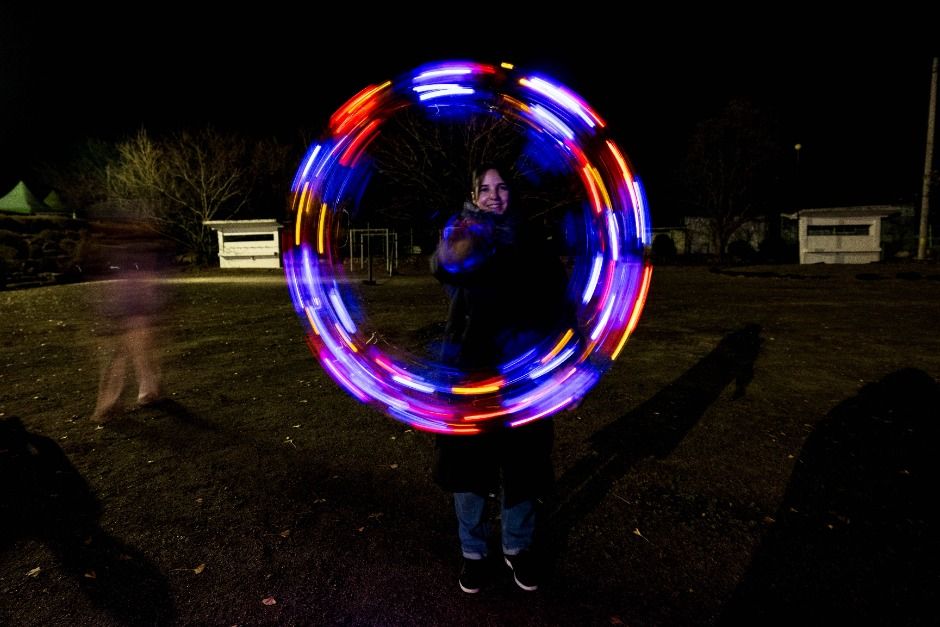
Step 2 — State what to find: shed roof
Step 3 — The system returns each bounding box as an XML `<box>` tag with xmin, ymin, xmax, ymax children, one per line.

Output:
<box><xmin>204</xmin><ymin>219</ymin><xmax>281</xmax><ymax>227</ymax></box>
<box><xmin>782</xmin><ymin>205</ymin><xmax>903</xmax><ymax>220</ymax></box>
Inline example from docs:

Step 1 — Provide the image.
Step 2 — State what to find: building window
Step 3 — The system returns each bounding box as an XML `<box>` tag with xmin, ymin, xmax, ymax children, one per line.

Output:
<box><xmin>223</xmin><ymin>234</ymin><xmax>275</xmax><ymax>242</ymax></box>
<box><xmin>807</xmin><ymin>224</ymin><xmax>870</xmax><ymax>236</ymax></box>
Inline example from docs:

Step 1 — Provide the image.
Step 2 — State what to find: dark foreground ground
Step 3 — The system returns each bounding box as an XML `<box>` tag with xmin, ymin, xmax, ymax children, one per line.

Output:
<box><xmin>1</xmin><ymin>262</ymin><xmax>939</xmax><ymax>626</ymax></box>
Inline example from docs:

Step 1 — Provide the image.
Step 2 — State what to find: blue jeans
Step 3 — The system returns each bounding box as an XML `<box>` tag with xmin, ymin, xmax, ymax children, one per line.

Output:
<box><xmin>453</xmin><ymin>491</ymin><xmax>536</xmax><ymax>559</ymax></box>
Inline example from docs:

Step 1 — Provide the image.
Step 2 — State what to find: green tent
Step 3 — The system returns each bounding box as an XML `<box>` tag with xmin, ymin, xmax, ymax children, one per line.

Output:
<box><xmin>0</xmin><ymin>181</ymin><xmax>51</xmax><ymax>215</ymax></box>
<box><xmin>43</xmin><ymin>190</ymin><xmax>66</xmax><ymax>211</ymax></box>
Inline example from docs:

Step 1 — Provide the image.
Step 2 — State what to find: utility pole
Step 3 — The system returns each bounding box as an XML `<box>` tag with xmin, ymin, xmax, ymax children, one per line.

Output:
<box><xmin>917</xmin><ymin>57</ymin><xmax>938</xmax><ymax>260</ymax></box>
<box><xmin>794</xmin><ymin>143</ymin><xmax>802</xmax><ymax>207</ymax></box>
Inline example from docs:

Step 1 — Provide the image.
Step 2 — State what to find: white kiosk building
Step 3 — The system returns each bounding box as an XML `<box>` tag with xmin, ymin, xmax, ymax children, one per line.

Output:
<box><xmin>204</xmin><ymin>219</ymin><xmax>282</xmax><ymax>268</ymax></box>
<box><xmin>782</xmin><ymin>206</ymin><xmax>901</xmax><ymax>264</ymax></box>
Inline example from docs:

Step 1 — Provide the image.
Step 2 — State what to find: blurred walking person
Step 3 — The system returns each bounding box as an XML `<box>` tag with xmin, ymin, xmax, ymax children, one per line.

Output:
<box><xmin>90</xmin><ymin>243</ymin><xmax>168</xmax><ymax>423</ymax></box>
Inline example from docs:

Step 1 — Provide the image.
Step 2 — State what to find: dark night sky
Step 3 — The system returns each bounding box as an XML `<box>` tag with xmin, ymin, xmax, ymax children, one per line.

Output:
<box><xmin>2</xmin><ymin>8</ymin><xmax>937</xmax><ymax>224</ymax></box>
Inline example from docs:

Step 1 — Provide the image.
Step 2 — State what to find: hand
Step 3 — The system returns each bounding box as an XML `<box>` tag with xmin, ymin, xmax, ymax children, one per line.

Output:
<box><xmin>438</xmin><ymin>216</ymin><xmax>494</xmax><ymax>268</ymax></box>
<box><xmin>450</xmin><ymin>215</ymin><xmax>494</xmax><ymax>240</ymax></box>
<box><xmin>438</xmin><ymin>230</ymin><xmax>475</xmax><ymax>266</ymax></box>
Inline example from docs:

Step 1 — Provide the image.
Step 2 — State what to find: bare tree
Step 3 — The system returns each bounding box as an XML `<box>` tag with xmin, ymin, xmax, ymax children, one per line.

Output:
<box><xmin>368</xmin><ymin>110</ymin><xmax>523</xmax><ymax>219</ymax></box>
<box><xmin>246</xmin><ymin>137</ymin><xmax>296</xmax><ymax>219</ymax></box>
<box><xmin>366</xmin><ymin>108</ymin><xmax>584</xmax><ymax>251</ymax></box>
<box><xmin>107</xmin><ymin>129</ymin><xmax>166</xmax><ymax>216</ymax></box>
<box><xmin>107</xmin><ymin>128</ymin><xmax>253</xmax><ymax>262</ymax></box>
<box><xmin>679</xmin><ymin>99</ymin><xmax>782</xmax><ymax>261</ymax></box>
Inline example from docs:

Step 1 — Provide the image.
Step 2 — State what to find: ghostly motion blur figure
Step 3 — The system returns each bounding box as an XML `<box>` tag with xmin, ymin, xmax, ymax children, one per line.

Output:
<box><xmin>91</xmin><ymin>247</ymin><xmax>166</xmax><ymax>423</ymax></box>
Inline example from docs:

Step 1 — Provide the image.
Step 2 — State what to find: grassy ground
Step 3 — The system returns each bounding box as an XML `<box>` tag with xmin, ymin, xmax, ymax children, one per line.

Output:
<box><xmin>1</xmin><ymin>260</ymin><xmax>938</xmax><ymax>626</ymax></box>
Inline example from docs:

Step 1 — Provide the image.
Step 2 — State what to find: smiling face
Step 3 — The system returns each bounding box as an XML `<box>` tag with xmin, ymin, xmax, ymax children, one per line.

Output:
<box><xmin>473</xmin><ymin>168</ymin><xmax>510</xmax><ymax>215</ymax></box>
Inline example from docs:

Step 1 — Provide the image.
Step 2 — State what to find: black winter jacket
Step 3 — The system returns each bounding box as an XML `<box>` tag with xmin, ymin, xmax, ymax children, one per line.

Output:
<box><xmin>429</xmin><ymin>204</ymin><xmax>572</xmax><ymax>504</ymax></box>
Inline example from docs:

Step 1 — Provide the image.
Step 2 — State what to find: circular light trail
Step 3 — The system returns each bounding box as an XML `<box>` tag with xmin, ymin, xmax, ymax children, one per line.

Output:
<box><xmin>283</xmin><ymin>60</ymin><xmax>653</xmax><ymax>434</ymax></box>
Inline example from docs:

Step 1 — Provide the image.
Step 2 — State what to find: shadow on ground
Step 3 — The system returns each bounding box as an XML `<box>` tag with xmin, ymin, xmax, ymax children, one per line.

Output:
<box><xmin>543</xmin><ymin>324</ymin><xmax>763</xmax><ymax>560</ymax></box>
<box><xmin>718</xmin><ymin>368</ymin><xmax>940</xmax><ymax>625</ymax></box>
<box><xmin>0</xmin><ymin>416</ymin><xmax>175</xmax><ymax>626</ymax></box>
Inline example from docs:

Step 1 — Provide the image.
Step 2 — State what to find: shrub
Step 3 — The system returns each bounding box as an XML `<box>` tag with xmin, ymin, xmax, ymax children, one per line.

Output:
<box><xmin>758</xmin><ymin>236</ymin><xmax>798</xmax><ymax>264</ymax></box>
<box><xmin>651</xmin><ymin>233</ymin><xmax>678</xmax><ymax>265</ymax></box>
<box><xmin>727</xmin><ymin>239</ymin><xmax>756</xmax><ymax>264</ymax></box>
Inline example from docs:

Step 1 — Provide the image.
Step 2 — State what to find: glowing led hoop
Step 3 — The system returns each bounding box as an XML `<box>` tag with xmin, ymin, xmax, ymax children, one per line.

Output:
<box><xmin>284</xmin><ymin>60</ymin><xmax>653</xmax><ymax>434</ymax></box>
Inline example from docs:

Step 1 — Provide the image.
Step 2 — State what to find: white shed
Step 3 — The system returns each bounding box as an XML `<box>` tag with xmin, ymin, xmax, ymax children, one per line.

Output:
<box><xmin>204</xmin><ymin>219</ymin><xmax>282</xmax><ymax>268</ymax></box>
<box><xmin>782</xmin><ymin>206</ymin><xmax>901</xmax><ymax>264</ymax></box>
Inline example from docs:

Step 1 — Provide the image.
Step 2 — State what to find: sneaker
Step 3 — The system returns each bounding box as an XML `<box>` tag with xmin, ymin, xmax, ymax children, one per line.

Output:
<box><xmin>458</xmin><ymin>557</ymin><xmax>487</xmax><ymax>593</ymax></box>
<box><xmin>504</xmin><ymin>551</ymin><xmax>539</xmax><ymax>591</ymax></box>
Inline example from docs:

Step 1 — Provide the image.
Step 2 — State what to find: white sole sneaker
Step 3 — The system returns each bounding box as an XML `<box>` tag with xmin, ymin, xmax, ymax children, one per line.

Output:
<box><xmin>504</xmin><ymin>556</ymin><xmax>538</xmax><ymax>591</ymax></box>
